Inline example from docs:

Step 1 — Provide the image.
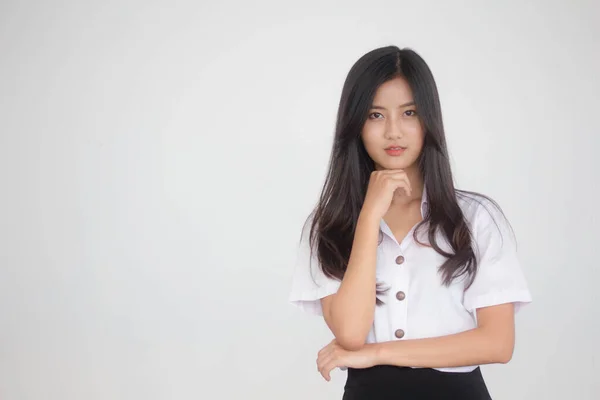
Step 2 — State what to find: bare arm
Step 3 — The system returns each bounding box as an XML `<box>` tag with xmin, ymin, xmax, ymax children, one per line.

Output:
<box><xmin>320</xmin><ymin>212</ymin><xmax>380</xmax><ymax>351</ymax></box>
<box><xmin>368</xmin><ymin>303</ymin><xmax>516</xmax><ymax>367</ymax></box>
<box><xmin>319</xmin><ymin>169</ymin><xmax>413</xmax><ymax>351</ymax></box>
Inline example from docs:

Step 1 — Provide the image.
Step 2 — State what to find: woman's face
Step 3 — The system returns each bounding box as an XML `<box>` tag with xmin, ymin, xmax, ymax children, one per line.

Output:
<box><xmin>361</xmin><ymin>76</ymin><xmax>425</xmax><ymax>171</ymax></box>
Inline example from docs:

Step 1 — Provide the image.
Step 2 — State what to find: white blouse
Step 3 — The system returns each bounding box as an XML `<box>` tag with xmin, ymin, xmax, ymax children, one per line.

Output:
<box><xmin>288</xmin><ymin>188</ymin><xmax>532</xmax><ymax>373</ymax></box>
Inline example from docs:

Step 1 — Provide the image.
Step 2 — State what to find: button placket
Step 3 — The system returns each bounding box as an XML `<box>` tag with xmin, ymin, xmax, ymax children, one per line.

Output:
<box><xmin>391</xmin><ymin>252</ymin><xmax>408</xmax><ymax>340</ymax></box>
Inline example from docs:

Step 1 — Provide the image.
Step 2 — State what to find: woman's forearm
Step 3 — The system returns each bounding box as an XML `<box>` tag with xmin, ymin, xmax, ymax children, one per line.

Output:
<box><xmin>368</xmin><ymin>325</ymin><xmax>514</xmax><ymax>368</ymax></box>
<box><xmin>328</xmin><ymin>212</ymin><xmax>380</xmax><ymax>350</ymax></box>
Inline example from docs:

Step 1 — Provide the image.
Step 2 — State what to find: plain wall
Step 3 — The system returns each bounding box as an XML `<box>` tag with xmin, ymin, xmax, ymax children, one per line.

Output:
<box><xmin>1</xmin><ymin>0</ymin><xmax>598</xmax><ymax>399</ymax></box>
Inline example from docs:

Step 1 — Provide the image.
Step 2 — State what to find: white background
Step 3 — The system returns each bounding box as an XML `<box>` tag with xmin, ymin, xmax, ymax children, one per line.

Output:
<box><xmin>1</xmin><ymin>1</ymin><xmax>598</xmax><ymax>399</ymax></box>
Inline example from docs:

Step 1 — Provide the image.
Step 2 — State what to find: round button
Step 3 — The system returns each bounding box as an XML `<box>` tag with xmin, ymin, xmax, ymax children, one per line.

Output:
<box><xmin>396</xmin><ymin>291</ymin><xmax>406</xmax><ymax>301</ymax></box>
<box><xmin>395</xmin><ymin>255</ymin><xmax>405</xmax><ymax>264</ymax></box>
<box><xmin>395</xmin><ymin>329</ymin><xmax>405</xmax><ymax>339</ymax></box>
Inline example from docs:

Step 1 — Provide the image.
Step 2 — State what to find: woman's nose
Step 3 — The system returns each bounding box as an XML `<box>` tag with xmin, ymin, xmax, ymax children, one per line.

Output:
<box><xmin>385</xmin><ymin>119</ymin><xmax>404</xmax><ymax>139</ymax></box>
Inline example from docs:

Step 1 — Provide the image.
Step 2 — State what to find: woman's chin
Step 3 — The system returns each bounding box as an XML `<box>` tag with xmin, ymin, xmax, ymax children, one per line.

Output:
<box><xmin>376</xmin><ymin>159</ymin><xmax>414</xmax><ymax>171</ymax></box>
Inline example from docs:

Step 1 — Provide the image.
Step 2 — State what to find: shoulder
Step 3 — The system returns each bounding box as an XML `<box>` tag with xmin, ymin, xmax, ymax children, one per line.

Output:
<box><xmin>299</xmin><ymin>210</ymin><xmax>317</xmax><ymax>249</ymax></box>
<box><xmin>455</xmin><ymin>190</ymin><xmax>507</xmax><ymax>227</ymax></box>
<box><xmin>454</xmin><ymin>189</ymin><xmax>516</xmax><ymax>245</ymax></box>
<box><xmin>454</xmin><ymin>189</ymin><xmax>518</xmax><ymax>258</ymax></box>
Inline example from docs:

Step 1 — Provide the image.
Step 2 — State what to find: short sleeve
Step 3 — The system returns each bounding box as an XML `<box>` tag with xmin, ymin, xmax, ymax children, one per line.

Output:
<box><xmin>463</xmin><ymin>200</ymin><xmax>532</xmax><ymax>314</ymax></box>
<box><xmin>288</xmin><ymin>218</ymin><xmax>342</xmax><ymax>316</ymax></box>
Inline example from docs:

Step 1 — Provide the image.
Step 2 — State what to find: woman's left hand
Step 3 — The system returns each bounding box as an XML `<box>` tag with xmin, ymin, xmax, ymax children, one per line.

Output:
<box><xmin>316</xmin><ymin>339</ymin><xmax>378</xmax><ymax>381</ymax></box>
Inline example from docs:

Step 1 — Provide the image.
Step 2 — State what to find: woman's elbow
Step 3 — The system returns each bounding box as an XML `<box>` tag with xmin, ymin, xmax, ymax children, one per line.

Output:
<box><xmin>336</xmin><ymin>332</ymin><xmax>367</xmax><ymax>351</ymax></box>
<box><xmin>494</xmin><ymin>339</ymin><xmax>515</xmax><ymax>364</ymax></box>
<box><xmin>497</xmin><ymin>346</ymin><xmax>514</xmax><ymax>364</ymax></box>
<box><xmin>329</xmin><ymin>315</ymin><xmax>372</xmax><ymax>351</ymax></box>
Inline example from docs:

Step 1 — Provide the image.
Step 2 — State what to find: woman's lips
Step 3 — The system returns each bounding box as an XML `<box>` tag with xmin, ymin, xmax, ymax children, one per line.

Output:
<box><xmin>385</xmin><ymin>147</ymin><xmax>406</xmax><ymax>156</ymax></box>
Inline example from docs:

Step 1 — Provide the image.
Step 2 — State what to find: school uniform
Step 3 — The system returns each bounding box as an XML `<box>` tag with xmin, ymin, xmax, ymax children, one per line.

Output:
<box><xmin>288</xmin><ymin>187</ymin><xmax>532</xmax><ymax>399</ymax></box>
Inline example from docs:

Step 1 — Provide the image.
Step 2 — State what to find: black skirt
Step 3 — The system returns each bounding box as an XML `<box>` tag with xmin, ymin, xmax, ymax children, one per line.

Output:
<box><xmin>343</xmin><ymin>365</ymin><xmax>492</xmax><ymax>400</ymax></box>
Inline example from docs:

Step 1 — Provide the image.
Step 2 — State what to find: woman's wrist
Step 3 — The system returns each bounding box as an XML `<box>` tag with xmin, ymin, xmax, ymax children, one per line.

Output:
<box><xmin>363</xmin><ymin>342</ymin><xmax>386</xmax><ymax>366</ymax></box>
<box><xmin>357</xmin><ymin>209</ymin><xmax>381</xmax><ymax>230</ymax></box>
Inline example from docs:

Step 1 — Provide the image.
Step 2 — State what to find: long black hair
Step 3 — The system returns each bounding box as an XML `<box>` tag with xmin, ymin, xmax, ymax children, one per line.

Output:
<box><xmin>304</xmin><ymin>45</ymin><xmax>510</xmax><ymax>303</ymax></box>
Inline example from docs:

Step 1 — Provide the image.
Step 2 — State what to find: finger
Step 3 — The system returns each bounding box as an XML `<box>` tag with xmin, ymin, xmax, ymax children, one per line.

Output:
<box><xmin>371</xmin><ymin>170</ymin><xmax>403</xmax><ymax>181</ymax></box>
<box><xmin>397</xmin><ymin>181</ymin><xmax>412</xmax><ymax>197</ymax></box>
<box><xmin>387</xmin><ymin>176</ymin><xmax>412</xmax><ymax>196</ymax></box>
<box><xmin>372</xmin><ymin>170</ymin><xmax>411</xmax><ymax>191</ymax></box>
<box><xmin>319</xmin><ymin>366</ymin><xmax>330</xmax><ymax>381</ymax></box>
<box><xmin>317</xmin><ymin>352</ymin><xmax>333</xmax><ymax>373</ymax></box>
<box><xmin>389</xmin><ymin>175</ymin><xmax>411</xmax><ymax>189</ymax></box>
<box><xmin>317</xmin><ymin>342</ymin><xmax>334</xmax><ymax>358</ymax></box>
<box><xmin>322</xmin><ymin>360</ymin><xmax>339</xmax><ymax>381</ymax></box>
<box><xmin>322</xmin><ymin>343</ymin><xmax>337</xmax><ymax>358</ymax></box>
<box><xmin>384</xmin><ymin>170</ymin><xmax>410</xmax><ymax>185</ymax></box>
<box><xmin>380</xmin><ymin>169</ymin><xmax>407</xmax><ymax>177</ymax></box>
<box><xmin>319</xmin><ymin>361</ymin><xmax>332</xmax><ymax>381</ymax></box>
<box><xmin>318</xmin><ymin>354</ymin><xmax>336</xmax><ymax>380</ymax></box>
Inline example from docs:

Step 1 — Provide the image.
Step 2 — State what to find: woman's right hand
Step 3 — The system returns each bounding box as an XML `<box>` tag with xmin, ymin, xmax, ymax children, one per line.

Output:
<box><xmin>360</xmin><ymin>169</ymin><xmax>412</xmax><ymax>221</ymax></box>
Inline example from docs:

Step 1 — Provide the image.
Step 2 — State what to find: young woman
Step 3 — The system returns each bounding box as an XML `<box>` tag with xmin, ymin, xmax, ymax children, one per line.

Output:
<box><xmin>288</xmin><ymin>46</ymin><xmax>532</xmax><ymax>399</ymax></box>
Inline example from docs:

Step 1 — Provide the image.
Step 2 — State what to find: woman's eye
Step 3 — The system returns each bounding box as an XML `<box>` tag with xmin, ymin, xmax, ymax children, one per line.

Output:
<box><xmin>405</xmin><ymin>110</ymin><xmax>417</xmax><ymax>116</ymax></box>
<box><xmin>369</xmin><ymin>112</ymin><xmax>383</xmax><ymax>119</ymax></box>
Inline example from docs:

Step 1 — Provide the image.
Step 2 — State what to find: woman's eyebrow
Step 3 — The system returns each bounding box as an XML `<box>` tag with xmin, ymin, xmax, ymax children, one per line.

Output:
<box><xmin>370</xmin><ymin>101</ymin><xmax>415</xmax><ymax>110</ymax></box>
